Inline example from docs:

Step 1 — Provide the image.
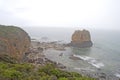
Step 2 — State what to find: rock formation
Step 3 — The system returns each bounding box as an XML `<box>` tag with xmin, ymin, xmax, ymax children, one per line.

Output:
<box><xmin>0</xmin><ymin>25</ymin><xmax>31</xmax><ymax>62</ymax></box>
<box><xmin>69</xmin><ymin>29</ymin><xmax>93</xmax><ymax>48</ymax></box>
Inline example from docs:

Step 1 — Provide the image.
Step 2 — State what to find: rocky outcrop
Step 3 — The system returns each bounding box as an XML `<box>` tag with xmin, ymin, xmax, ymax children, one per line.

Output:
<box><xmin>0</xmin><ymin>25</ymin><xmax>31</xmax><ymax>62</ymax></box>
<box><xmin>69</xmin><ymin>29</ymin><xmax>93</xmax><ymax>48</ymax></box>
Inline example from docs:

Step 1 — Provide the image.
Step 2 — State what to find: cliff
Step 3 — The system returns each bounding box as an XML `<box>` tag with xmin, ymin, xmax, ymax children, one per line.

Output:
<box><xmin>0</xmin><ymin>25</ymin><xmax>31</xmax><ymax>62</ymax></box>
<box><xmin>69</xmin><ymin>29</ymin><xmax>93</xmax><ymax>48</ymax></box>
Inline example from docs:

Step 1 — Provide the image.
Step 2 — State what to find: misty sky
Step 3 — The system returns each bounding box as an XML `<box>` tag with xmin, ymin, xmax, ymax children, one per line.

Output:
<box><xmin>0</xmin><ymin>0</ymin><xmax>120</xmax><ymax>30</ymax></box>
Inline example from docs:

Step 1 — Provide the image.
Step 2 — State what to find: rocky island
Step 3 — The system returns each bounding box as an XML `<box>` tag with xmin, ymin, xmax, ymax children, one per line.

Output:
<box><xmin>69</xmin><ymin>29</ymin><xmax>93</xmax><ymax>48</ymax></box>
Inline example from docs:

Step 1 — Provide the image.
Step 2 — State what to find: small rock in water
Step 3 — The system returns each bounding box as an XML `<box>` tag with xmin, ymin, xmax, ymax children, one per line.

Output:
<box><xmin>59</xmin><ymin>53</ymin><xmax>63</xmax><ymax>56</ymax></box>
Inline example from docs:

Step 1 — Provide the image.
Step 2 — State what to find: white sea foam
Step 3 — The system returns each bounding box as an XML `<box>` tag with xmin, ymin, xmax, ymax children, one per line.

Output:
<box><xmin>115</xmin><ymin>73</ymin><xmax>120</xmax><ymax>78</ymax></box>
<box><xmin>73</xmin><ymin>54</ymin><xmax>104</xmax><ymax>68</ymax></box>
<box><xmin>73</xmin><ymin>54</ymin><xmax>93</xmax><ymax>60</ymax></box>
<box><xmin>89</xmin><ymin>61</ymin><xmax>104</xmax><ymax>68</ymax></box>
<box><xmin>74</xmin><ymin>67</ymin><xmax>95</xmax><ymax>72</ymax></box>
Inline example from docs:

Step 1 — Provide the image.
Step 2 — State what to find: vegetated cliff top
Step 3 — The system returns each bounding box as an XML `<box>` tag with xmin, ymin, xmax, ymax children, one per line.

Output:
<box><xmin>0</xmin><ymin>25</ymin><xmax>31</xmax><ymax>62</ymax></box>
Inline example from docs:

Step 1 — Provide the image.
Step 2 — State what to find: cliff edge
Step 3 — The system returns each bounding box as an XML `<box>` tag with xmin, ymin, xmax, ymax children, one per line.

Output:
<box><xmin>0</xmin><ymin>25</ymin><xmax>31</xmax><ymax>62</ymax></box>
<box><xmin>69</xmin><ymin>29</ymin><xmax>93</xmax><ymax>48</ymax></box>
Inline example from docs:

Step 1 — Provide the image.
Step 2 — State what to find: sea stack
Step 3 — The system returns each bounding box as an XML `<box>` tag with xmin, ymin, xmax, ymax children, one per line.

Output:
<box><xmin>69</xmin><ymin>29</ymin><xmax>93</xmax><ymax>48</ymax></box>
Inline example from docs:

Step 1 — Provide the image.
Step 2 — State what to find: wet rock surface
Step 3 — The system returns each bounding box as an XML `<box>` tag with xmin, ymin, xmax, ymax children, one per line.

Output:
<box><xmin>25</xmin><ymin>41</ymin><xmax>66</xmax><ymax>69</ymax></box>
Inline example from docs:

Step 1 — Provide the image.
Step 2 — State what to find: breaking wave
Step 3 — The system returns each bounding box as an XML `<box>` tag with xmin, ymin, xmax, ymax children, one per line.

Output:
<box><xmin>73</xmin><ymin>54</ymin><xmax>104</xmax><ymax>68</ymax></box>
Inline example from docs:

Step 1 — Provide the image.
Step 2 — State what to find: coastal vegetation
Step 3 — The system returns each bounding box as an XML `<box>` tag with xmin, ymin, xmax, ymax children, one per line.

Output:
<box><xmin>0</xmin><ymin>55</ymin><xmax>95</xmax><ymax>80</ymax></box>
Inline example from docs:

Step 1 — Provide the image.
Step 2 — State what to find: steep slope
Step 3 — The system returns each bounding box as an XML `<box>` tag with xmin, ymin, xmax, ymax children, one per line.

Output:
<box><xmin>0</xmin><ymin>25</ymin><xmax>30</xmax><ymax>61</ymax></box>
<box><xmin>69</xmin><ymin>29</ymin><xmax>93</xmax><ymax>48</ymax></box>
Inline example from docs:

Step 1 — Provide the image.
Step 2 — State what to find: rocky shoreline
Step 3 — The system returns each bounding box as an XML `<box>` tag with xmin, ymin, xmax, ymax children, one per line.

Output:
<box><xmin>24</xmin><ymin>40</ymin><xmax>66</xmax><ymax>69</ymax></box>
<box><xmin>25</xmin><ymin>40</ymin><xmax>120</xmax><ymax>80</ymax></box>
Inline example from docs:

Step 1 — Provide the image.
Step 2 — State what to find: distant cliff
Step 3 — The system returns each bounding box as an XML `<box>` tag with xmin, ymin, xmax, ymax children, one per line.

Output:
<box><xmin>0</xmin><ymin>25</ymin><xmax>31</xmax><ymax>62</ymax></box>
<box><xmin>69</xmin><ymin>29</ymin><xmax>93</xmax><ymax>48</ymax></box>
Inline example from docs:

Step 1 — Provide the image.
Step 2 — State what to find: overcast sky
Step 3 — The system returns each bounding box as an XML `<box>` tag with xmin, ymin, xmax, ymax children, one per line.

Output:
<box><xmin>0</xmin><ymin>0</ymin><xmax>120</xmax><ymax>30</ymax></box>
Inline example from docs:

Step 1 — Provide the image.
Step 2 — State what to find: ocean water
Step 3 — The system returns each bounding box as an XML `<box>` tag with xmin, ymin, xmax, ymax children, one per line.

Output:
<box><xmin>23</xmin><ymin>27</ymin><xmax>120</xmax><ymax>77</ymax></box>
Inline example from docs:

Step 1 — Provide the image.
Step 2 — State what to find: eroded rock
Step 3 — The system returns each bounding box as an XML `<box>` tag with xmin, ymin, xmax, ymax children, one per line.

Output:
<box><xmin>69</xmin><ymin>29</ymin><xmax>93</xmax><ymax>48</ymax></box>
<box><xmin>0</xmin><ymin>25</ymin><xmax>30</xmax><ymax>62</ymax></box>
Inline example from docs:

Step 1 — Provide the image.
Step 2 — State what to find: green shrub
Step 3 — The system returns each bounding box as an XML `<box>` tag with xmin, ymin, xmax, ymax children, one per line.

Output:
<box><xmin>0</xmin><ymin>62</ymin><xmax>8</xmax><ymax>69</ymax></box>
<box><xmin>13</xmin><ymin>63</ymin><xmax>34</xmax><ymax>72</ymax></box>
<box><xmin>0</xmin><ymin>62</ymin><xmax>96</xmax><ymax>80</ymax></box>
<box><xmin>2</xmin><ymin>68</ymin><xmax>22</xmax><ymax>79</ymax></box>
<box><xmin>58</xmin><ymin>77</ymin><xmax>68</xmax><ymax>80</ymax></box>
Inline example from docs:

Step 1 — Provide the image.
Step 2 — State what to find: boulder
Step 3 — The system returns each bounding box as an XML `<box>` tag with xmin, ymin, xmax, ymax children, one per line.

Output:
<box><xmin>69</xmin><ymin>29</ymin><xmax>93</xmax><ymax>48</ymax></box>
<box><xmin>0</xmin><ymin>25</ymin><xmax>31</xmax><ymax>62</ymax></box>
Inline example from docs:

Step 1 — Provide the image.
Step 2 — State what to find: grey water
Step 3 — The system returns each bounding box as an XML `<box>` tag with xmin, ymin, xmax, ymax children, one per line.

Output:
<box><xmin>23</xmin><ymin>27</ymin><xmax>120</xmax><ymax>77</ymax></box>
